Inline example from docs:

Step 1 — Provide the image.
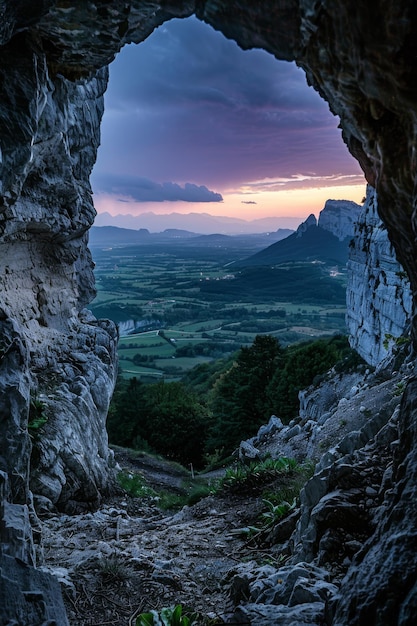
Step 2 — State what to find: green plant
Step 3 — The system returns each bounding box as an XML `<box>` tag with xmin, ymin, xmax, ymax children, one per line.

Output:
<box><xmin>28</xmin><ymin>394</ymin><xmax>48</xmax><ymax>438</ymax></box>
<box><xmin>187</xmin><ymin>484</ymin><xmax>212</xmax><ymax>506</ymax></box>
<box><xmin>97</xmin><ymin>555</ymin><xmax>132</xmax><ymax>584</ymax></box>
<box><xmin>202</xmin><ymin>448</ymin><xmax>226</xmax><ymax>471</ymax></box>
<box><xmin>235</xmin><ymin>497</ymin><xmax>297</xmax><ymax>540</ymax></box>
<box><xmin>156</xmin><ymin>491</ymin><xmax>189</xmax><ymax>511</ymax></box>
<box><xmin>383</xmin><ymin>333</ymin><xmax>410</xmax><ymax>351</ymax></box>
<box><xmin>393</xmin><ymin>381</ymin><xmax>406</xmax><ymax>397</ymax></box>
<box><xmin>213</xmin><ymin>457</ymin><xmax>298</xmax><ymax>494</ymax></box>
<box><xmin>136</xmin><ymin>604</ymin><xmax>198</xmax><ymax>626</ymax></box>
<box><xmin>260</xmin><ymin>497</ymin><xmax>297</xmax><ymax>526</ymax></box>
<box><xmin>117</xmin><ymin>471</ymin><xmax>156</xmax><ymax>498</ymax></box>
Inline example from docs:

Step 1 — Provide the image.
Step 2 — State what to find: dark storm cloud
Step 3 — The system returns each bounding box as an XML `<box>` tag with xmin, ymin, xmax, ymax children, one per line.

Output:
<box><xmin>94</xmin><ymin>16</ymin><xmax>361</xmax><ymax>190</ymax></box>
<box><xmin>92</xmin><ymin>173</ymin><xmax>223</xmax><ymax>203</ymax></box>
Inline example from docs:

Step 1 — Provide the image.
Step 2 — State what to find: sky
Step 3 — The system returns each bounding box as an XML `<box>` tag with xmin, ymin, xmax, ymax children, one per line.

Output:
<box><xmin>91</xmin><ymin>16</ymin><xmax>366</xmax><ymax>229</ymax></box>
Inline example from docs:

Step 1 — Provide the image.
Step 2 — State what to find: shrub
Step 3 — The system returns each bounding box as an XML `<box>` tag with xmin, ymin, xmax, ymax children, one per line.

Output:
<box><xmin>136</xmin><ymin>604</ymin><xmax>198</xmax><ymax>626</ymax></box>
<box><xmin>117</xmin><ymin>471</ymin><xmax>156</xmax><ymax>498</ymax></box>
<box><xmin>214</xmin><ymin>457</ymin><xmax>298</xmax><ymax>494</ymax></box>
<box><xmin>28</xmin><ymin>394</ymin><xmax>48</xmax><ymax>438</ymax></box>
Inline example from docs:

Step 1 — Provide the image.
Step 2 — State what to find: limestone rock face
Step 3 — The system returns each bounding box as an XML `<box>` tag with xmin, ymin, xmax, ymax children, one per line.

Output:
<box><xmin>0</xmin><ymin>47</ymin><xmax>118</xmax><ymax>513</ymax></box>
<box><xmin>318</xmin><ymin>199</ymin><xmax>362</xmax><ymax>241</ymax></box>
<box><xmin>346</xmin><ymin>186</ymin><xmax>412</xmax><ymax>367</ymax></box>
<box><xmin>331</xmin><ymin>377</ymin><xmax>417</xmax><ymax>624</ymax></box>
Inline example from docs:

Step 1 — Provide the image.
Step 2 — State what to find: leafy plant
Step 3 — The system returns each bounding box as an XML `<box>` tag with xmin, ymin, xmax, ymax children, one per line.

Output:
<box><xmin>260</xmin><ymin>497</ymin><xmax>297</xmax><ymax>526</ymax></box>
<box><xmin>136</xmin><ymin>604</ymin><xmax>198</xmax><ymax>626</ymax></box>
<box><xmin>117</xmin><ymin>471</ymin><xmax>156</xmax><ymax>498</ymax></box>
<box><xmin>28</xmin><ymin>394</ymin><xmax>48</xmax><ymax>438</ymax></box>
<box><xmin>383</xmin><ymin>333</ymin><xmax>410</xmax><ymax>351</ymax></box>
<box><xmin>393</xmin><ymin>381</ymin><xmax>406</xmax><ymax>397</ymax></box>
<box><xmin>234</xmin><ymin>497</ymin><xmax>297</xmax><ymax>541</ymax></box>
<box><xmin>214</xmin><ymin>457</ymin><xmax>298</xmax><ymax>494</ymax></box>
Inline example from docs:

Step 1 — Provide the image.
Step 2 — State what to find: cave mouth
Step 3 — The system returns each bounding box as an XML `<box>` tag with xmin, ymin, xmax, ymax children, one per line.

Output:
<box><xmin>90</xmin><ymin>15</ymin><xmax>365</xmax><ymax>234</ymax></box>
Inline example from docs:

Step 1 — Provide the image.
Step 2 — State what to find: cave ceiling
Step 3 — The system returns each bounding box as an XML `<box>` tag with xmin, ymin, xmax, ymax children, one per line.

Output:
<box><xmin>1</xmin><ymin>1</ymin><xmax>417</xmax><ymax>303</ymax></box>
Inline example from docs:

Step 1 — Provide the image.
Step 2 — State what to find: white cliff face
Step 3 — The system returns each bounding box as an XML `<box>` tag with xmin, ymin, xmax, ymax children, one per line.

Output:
<box><xmin>346</xmin><ymin>187</ymin><xmax>412</xmax><ymax>367</ymax></box>
<box><xmin>318</xmin><ymin>199</ymin><xmax>362</xmax><ymax>240</ymax></box>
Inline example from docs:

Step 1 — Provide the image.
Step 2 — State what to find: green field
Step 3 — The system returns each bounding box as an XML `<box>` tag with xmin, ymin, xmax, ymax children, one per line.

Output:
<box><xmin>90</xmin><ymin>241</ymin><xmax>347</xmax><ymax>380</ymax></box>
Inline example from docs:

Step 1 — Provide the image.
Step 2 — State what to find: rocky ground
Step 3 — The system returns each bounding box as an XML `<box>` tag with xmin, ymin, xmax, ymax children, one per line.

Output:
<box><xmin>39</xmin><ymin>363</ymin><xmax>407</xmax><ymax>626</ymax></box>
<box><xmin>40</xmin><ymin>451</ymin><xmax>292</xmax><ymax>626</ymax></box>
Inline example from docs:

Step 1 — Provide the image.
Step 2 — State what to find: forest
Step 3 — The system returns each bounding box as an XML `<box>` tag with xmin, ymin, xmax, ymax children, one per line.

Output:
<box><xmin>107</xmin><ymin>334</ymin><xmax>362</xmax><ymax>467</ymax></box>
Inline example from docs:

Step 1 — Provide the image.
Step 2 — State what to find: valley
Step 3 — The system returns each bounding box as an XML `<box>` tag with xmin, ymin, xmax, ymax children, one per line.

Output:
<box><xmin>89</xmin><ymin>236</ymin><xmax>347</xmax><ymax>381</ymax></box>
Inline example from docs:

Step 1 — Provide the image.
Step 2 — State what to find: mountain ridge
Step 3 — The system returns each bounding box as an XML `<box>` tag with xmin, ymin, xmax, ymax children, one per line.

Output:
<box><xmin>89</xmin><ymin>224</ymin><xmax>295</xmax><ymax>247</ymax></box>
<box><xmin>94</xmin><ymin>210</ymin><xmax>304</xmax><ymax>234</ymax></box>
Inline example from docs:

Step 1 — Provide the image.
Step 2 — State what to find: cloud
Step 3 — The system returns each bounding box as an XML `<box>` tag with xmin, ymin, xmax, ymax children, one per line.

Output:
<box><xmin>240</xmin><ymin>173</ymin><xmax>365</xmax><ymax>193</ymax></box>
<box><xmin>94</xmin><ymin>16</ymin><xmax>362</xmax><ymax>191</ymax></box>
<box><xmin>92</xmin><ymin>173</ymin><xmax>223</xmax><ymax>203</ymax></box>
<box><xmin>242</xmin><ymin>200</ymin><xmax>257</xmax><ymax>204</ymax></box>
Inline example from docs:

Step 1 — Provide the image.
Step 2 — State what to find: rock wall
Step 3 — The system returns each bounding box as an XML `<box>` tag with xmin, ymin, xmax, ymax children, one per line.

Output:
<box><xmin>1</xmin><ymin>2</ymin><xmax>417</xmax><ymax>625</ymax></box>
<box><xmin>0</xmin><ymin>46</ymin><xmax>118</xmax><ymax>513</ymax></box>
<box><xmin>318</xmin><ymin>199</ymin><xmax>362</xmax><ymax>241</ymax></box>
<box><xmin>346</xmin><ymin>186</ymin><xmax>412</xmax><ymax>367</ymax></box>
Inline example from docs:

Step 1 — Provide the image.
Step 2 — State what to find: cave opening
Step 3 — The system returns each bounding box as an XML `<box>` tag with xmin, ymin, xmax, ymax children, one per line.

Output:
<box><xmin>90</xmin><ymin>16</ymin><xmax>365</xmax><ymax>233</ymax></box>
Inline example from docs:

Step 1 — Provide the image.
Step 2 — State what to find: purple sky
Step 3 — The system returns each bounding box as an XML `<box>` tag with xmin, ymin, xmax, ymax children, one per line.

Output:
<box><xmin>91</xmin><ymin>16</ymin><xmax>364</xmax><ymax>222</ymax></box>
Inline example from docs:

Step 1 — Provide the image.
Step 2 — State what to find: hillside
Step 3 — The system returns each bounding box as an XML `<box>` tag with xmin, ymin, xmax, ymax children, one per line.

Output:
<box><xmin>236</xmin><ymin>200</ymin><xmax>362</xmax><ymax>268</ymax></box>
<box><xmin>237</xmin><ymin>223</ymin><xmax>352</xmax><ymax>267</ymax></box>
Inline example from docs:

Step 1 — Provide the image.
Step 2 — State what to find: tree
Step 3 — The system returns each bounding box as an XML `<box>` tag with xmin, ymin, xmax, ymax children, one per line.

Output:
<box><xmin>107</xmin><ymin>378</ymin><xmax>210</xmax><ymax>467</ymax></box>
<box><xmin>267</xmin><ymin>338</ymin><xmax>341</xmax><ymax>422</ymax></box>
<box><xmin>207</xmin><ymin>335</ymin><xmax>283</xmax><ymax>453</ymax></box>
<box><xmin>106</xmin><ymin>376</ymin><xmax>144</xmax><ymax>447</ymax></box>
<box><xmin>139</xmin><ymin>381</ymin><xmax>210</xmax><ymax>466</ymax></box>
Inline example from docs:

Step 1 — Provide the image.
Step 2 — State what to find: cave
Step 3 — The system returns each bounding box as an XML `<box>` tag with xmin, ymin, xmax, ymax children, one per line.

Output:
<box><xmin>1</xmin><ymin>1</ymin><xmax>417</xmax><ymax>624</ymax></box>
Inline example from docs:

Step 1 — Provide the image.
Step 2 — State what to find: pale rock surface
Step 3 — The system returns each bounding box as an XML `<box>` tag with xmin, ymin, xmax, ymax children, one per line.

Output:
<box><xmin>346</xmin><ymin>186</ymin><xmax>412</xmax><ymax>366</ymax></box>
<box><xmin>0</xmin><ymin>49</ymin><xmax>118</xmax><ymax>512</ymax></box>
<box><xmin>318</xmin><ymin>199</ymin><xmax>362</xmax><ymax>241</ymax></box>
<box><xmin>295</xmin><ymin>198</ymin><xmax>361</xmax><ymax>242</ymax></box>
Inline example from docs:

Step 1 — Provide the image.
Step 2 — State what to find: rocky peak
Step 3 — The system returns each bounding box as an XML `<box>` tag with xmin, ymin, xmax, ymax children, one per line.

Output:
<box><xmin>318</xmin><ymin>199</ymin><xmax>362</xmax><ymax>240</ymax></box>
<box><xmin>296</xmin><ymin>213</ymin><xmax>317</xmax><ymax>237</ymax></box>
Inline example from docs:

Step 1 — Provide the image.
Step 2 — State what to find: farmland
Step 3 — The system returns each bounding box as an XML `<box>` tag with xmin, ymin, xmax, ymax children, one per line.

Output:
<box><xmin>89</xmin><ymin>239</ymin><xmax>347</xmax><ymax>380</ymax></box>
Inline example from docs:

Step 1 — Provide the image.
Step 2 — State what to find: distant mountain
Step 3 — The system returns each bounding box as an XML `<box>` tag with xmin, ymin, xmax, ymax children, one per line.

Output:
<box><xmin>88</xmin><ymin>225</ymin><xmax>199</xmax><ymax>246</ymax></box>
<box><xmin>190</xmin><ymin>229</ymin><xmax>293</xmax><ymax>247</ymax></box>
<box><xmin>93</xmin><ymin>210</ymin><xmax>303</xmax><ymax>234</ymax></box>
<box><xmin>88</xmin><ymin>226</ymin><xmax>151</xmax><ymax>246</ymax></box>
<box><xmin>89</xmin><ymin>224</ymin><xmax>294</xmax><ymax>248</ymax></box>
<box><xmin>237</xmin><ymin>199</ymin><xmax>362</xmax><ymax>267</ymax></box>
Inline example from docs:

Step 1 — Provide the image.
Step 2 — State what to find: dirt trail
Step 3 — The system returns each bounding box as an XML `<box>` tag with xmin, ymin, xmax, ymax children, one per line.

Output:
<box><xmin>41</xmin><ymin>451</ymin><xmax>270</xmax><ymax>625</ymax></box>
